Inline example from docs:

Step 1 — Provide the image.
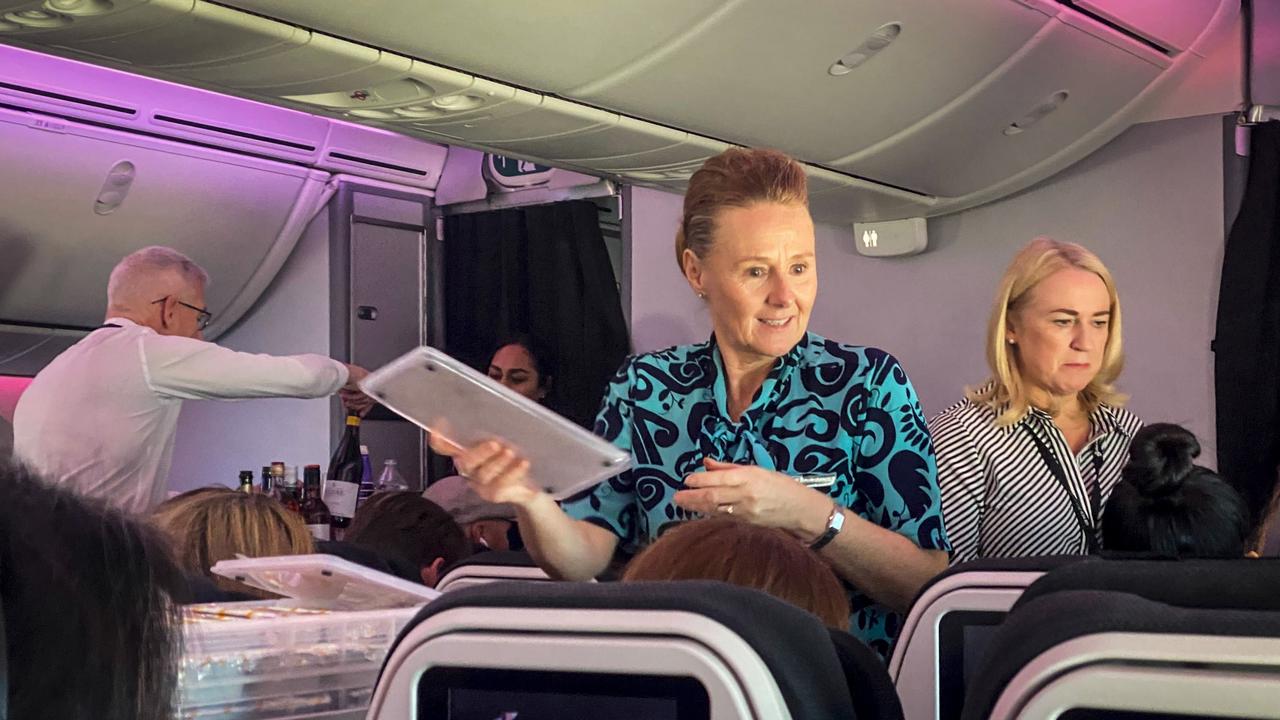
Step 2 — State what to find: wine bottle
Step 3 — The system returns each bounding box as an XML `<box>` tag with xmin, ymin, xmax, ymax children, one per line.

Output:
<box><xmin>324</xmin><ymin>415</ymin><xmax>362</xmax><ymax>531</ymax></box>
<box><xmin>300</xmin><ymin>464</ymin><xmax>332</xmax><ymax>541</ymax></box>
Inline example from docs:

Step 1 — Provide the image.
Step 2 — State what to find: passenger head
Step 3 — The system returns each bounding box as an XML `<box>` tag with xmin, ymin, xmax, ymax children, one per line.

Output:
<box><xmin>422</xmin><ymin>474</ymin><xmax>518</xmax><ymax>551</ymax></box>
<box><xmin>106</xmin><ymin>245</ymin><xmax>211</xmax><ymax>339</ymax></box>
<box><xmin>1</xmin><ymin>459</ymin><xmax>183</xmax><ymax>720</ymax></box>
<box><xmin>622</xmin><ymin>517</ymin><xmax>849</xmax><ymax>628</ymax></box>
<box><xmin>487</xmin><ymin>333</ymin><xmax>554</xmax><ymax>403</ymax></box>
<box><xmin>676</xmin><ymin>148</ymin><xmax>816</xmax><ymax>363</ymax></box>
<box><xmin>151</xmin><ymin>487</ymin><xmax>314</xmax><ymax>597</ymax></box>
<box><xmin>972</xmin><ymin>237</ymin><xmax>1124</xmax><ymax>424</ymax></box>
<box><xmin>346</xmin><ymin>491</ymin><xmax>472</xmax><ymax>587</ymax></box>
<box><xmin>1103</xmin><ymin>424</ymin><xmax>1251</xmax><ymax>558</ymax></box>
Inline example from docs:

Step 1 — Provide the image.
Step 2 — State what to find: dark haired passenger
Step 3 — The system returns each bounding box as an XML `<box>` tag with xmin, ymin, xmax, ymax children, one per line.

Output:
<box><xmin>345</xmin><ymin>491</ymin><xmax>472</xmax><ymax>586</ymax></box>
<box><xmin>435</xmin><ymin>147</ymin><xmax>950</xmax><ymax>659</ymax></box>
<box><xmin>487</xmin><ymin>333</ymin><xmax>555</xmax><ymax>404</ymax></box>
<box><xmin>0</xmin><ymin>459</ymin><xmax>184</xmax><ymax>720</ymax></box>
<box><xmin>622</xmin><ymin>517</ymin><xmax>849</xmax><ymax>628</ymax></box>
<box><xmin>1103</xmin><ymin>423</ymin><xmax>1251</xmax><ymax>558</ymax></box>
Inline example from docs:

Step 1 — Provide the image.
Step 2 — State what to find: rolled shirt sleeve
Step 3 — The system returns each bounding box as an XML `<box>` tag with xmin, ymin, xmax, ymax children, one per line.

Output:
<box><xmin>139</xmin><ymin>334</ymin><xmax>348</xmax><ymax>401</ymax></box>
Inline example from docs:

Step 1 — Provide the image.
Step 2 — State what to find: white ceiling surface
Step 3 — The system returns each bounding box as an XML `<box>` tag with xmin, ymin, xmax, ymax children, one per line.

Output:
<box><xmin>0</xmin><ymin>0</ymin><xmax>1240</xmax><ymax>223</ymax></box>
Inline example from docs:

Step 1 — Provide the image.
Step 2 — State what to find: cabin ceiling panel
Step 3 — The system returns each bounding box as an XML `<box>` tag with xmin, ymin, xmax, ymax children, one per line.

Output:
<box><xmin>0</xmin><ymin>106</ymin><xmax>315</xmax><ymax>329</ymax></box>
<box><xmin>565</xmin><ymin>0</ymin><xmax>1055</xmax><ymax>164</ymax></box>
<box><xmin>830</xmin><ymin>18</ymin><xmax>1164</xmax><ymax>198</ymax></box>
<box><xmin>217</xmin><ymin>0</ymin><xmax>731</xmax><ymax>94</ymax></box>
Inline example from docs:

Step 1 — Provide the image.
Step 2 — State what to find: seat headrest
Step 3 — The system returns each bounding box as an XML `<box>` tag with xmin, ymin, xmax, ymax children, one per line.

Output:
<box><xmin>442</xmin><ymin>549</ymin><xmax>538</xmax><ymax>571</ymax></box>
<box><xmin>962</xmin><ymin>590</ymin><xmax>1280</xmax><ymax>720</ymax></box>
<box><xmin>1014</xmin><ymin>556</ymin><xmax>1280</xmax><ymax>612</ymax></box>
<box><xmin>399</xmin><ymin>579</ymin><xmax>857</xmax><ymax>720</ymax></box>
<box><xmin>912</xmin><ymin>555</ymin><xmax>1086</xmax><ymax>604</ymax></box>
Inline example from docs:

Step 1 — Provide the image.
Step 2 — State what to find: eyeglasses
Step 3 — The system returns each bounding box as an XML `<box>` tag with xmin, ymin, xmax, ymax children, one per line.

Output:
<box><xmin>152</xmin><ymin>296</ymin><xmax>213</xmax><ymax>331</ymax></box>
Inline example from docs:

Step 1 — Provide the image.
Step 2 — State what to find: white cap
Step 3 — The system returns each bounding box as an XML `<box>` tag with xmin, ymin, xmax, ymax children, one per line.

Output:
<box><xmin>360</xmin><ymin>445</ymin><xmax>369</xmax><ymax>454</ymax></box>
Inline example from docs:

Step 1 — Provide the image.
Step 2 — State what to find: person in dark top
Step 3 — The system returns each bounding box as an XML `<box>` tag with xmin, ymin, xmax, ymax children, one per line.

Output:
<box><xmin>1103</xmin><ymin>423</ymin><xmax>1251</xmax><ymax>558</ymax></box>
<box><xmin>1</xmin><ymin>459</ymin><xmax>184</xmax><ymax>720</ymax></box>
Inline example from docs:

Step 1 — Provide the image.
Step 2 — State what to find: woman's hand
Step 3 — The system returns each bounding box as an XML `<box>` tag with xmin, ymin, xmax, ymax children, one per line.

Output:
<box><xmin>673</xmin><ymin>458</ymin><xmax>833</xmax><ymax>541</ymax></box>
<box><xmin>429</xmin><ymin>434</ymin><xmax>541</xmax><ymax>506</ymax></box>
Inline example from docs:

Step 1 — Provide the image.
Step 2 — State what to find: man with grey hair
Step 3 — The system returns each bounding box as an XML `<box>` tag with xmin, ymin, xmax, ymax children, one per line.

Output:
<box><xmin>14</xmin><ymin>246</ymin><xmax>370</xmax><ymax>514</ymax></box>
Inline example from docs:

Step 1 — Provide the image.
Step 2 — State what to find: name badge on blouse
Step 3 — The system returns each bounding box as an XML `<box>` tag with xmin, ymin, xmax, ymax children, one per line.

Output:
<box><xmin>794</xmin><ymin>474</ymin><xmax>836</xmax><ymax>490</ymax></box>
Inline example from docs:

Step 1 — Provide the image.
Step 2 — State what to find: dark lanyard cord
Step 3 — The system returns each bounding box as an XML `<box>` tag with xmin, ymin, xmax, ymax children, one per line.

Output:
<box><xmin>1023</xmin><ymin>423</ymin><xmax>1103</xmax><ymax>554</ymax></box>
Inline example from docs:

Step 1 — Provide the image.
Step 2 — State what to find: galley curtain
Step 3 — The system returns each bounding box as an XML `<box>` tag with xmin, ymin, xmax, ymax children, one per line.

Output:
<box><xmin>1215</xmin><ymin>120</ymin><xmax>1280</xmax><ymax>528</ymax></box>
<box><xmin>443</xmin><ymin>200</ymin><xmax>630</xmax><ymax>429</ymax></box>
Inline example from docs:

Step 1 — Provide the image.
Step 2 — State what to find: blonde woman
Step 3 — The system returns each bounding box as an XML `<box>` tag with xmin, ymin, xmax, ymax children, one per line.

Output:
<box><xmin>152</xmin><ymin>486</ymin><xmax>314</xmax><ymax>597</ymax></box>
<box><xmin>930</xmin><ymin>238</ymin><xmax>1142</xmax><ymax>563</ymax></box>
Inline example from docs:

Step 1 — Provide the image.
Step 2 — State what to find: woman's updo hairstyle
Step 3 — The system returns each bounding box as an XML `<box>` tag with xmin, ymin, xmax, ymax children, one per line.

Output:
<box><xmin>1103</xmin><ymin>423</ymin><xmax>1251</xmax><ymax>557</ymax></box>
<box><xmin>674</xmin><ymin>148</ymin><xmax>808</xmax><ymax>272</ymax></box>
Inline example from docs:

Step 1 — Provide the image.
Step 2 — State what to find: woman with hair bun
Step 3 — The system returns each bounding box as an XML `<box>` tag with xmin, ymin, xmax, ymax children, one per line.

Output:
<box><xmin>1103</xmin><ymin>423</ymin><xmax>1252</xmax><ymax>558</ymax></box>
<box><xmin>435</xmin><ymin>147</ymin><xmax>950</xmax><ymax>658</ymax></box>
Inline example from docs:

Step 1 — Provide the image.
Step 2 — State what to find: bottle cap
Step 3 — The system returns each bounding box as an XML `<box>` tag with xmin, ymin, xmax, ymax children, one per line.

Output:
<box><xmin>360</xmin><ymin>444</ymin><xmax>370</xmax><ymax>454</ymax></box>
<box><xmin>346</xmin><ymin>415</ymin><xmax>361</xmax><ymax>426</ymax></box>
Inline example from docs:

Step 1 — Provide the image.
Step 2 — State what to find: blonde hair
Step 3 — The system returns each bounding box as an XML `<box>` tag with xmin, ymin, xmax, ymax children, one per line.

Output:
<box><xmin>622</xmin><ymin>517</ymin><xmax>849</xmax><ymax>628</ymax></box>
<box><xmin>151</xmin><ymin>487</ymin><xmax>314</xmax><ymax>597</ymax></box>
<box><xmin>969</xmin><ymin>237</ymin><xmax>1126</xmax><ymax>426</ymax></box>
<box><xmin>674</xmin><ymin>147</ymin><xmax>809</xmax><ymax>272</ymax></box>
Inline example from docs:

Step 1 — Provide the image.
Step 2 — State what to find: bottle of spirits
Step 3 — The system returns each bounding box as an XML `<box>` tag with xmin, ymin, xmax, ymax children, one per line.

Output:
<box><xmin>374</xmin><ymin>459</ymin><xmax>410</xmax><ymax>493</ymax></box>
<box><xmin>300</xmin><ymin>464</ymin><xmax>332</xmax><ymax>541</ymax></box>
<box><xmin>324</xmin><ymin>415</ymin><xmax>362</xmax><ymax>532</ymax></box>
<box><xmin>237</xmin><ymin>470</ymin><xmax>255</xmax><ymax>494</ymax></box>
<box><xmin>260</xmin><ymin>466</ymin><xmax>273</xmax><ymax>497</ymax></box>
<box><xmin>274</xmin><ymin>462</ymin><xmax>301</xmax><ymax>514</ymax></box>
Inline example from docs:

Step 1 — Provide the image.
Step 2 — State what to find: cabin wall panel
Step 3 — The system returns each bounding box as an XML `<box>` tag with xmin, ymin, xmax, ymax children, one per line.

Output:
<box><xmin>626</xmin><ymin>114</ymin><xmax>1225</xmax><ymax>463</ymax></box>
<box><xmin>168</xmin><ymin>208</ymin><xmax>336</xmax><ymax>492</ymax></box>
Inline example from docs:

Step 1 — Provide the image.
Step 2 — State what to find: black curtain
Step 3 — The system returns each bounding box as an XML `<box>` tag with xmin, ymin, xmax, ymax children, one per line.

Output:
<box><xmin>1215</xmin><ymin>121</ymin><xmax>1280</xmax><ymax>526</ymax></box>
<box><xmin>443</xmin><ymin>200</ymin><xmax>630</xmax><ymax>429</ymax></box>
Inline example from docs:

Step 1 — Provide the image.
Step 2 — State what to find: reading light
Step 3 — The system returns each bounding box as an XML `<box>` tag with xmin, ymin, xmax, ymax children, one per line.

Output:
<box><xmin>44</xmin><ymin>0</ymin><xmax>114</xmax><ymax>15</ymax></box>
<box><xmin>1003</xmin><ymin>91</ymin><xmax>1069</xmax><ymax>136</ymax></box>
<box><xmin>829</xmin><ymin>22</ymin><xmax>901</xmax><ymax>76</ymax></box>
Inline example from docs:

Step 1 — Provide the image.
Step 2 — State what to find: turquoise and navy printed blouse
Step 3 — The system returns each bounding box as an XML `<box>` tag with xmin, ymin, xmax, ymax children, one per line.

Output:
<box><xmin>561</xmin><ymin>332</ymin><xmax>950</xmax><ymax>658</ymax></box>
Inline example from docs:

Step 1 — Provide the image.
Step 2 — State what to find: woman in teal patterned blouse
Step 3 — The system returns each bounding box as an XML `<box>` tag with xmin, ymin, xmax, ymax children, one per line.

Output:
<box><xmin>440</xmin><ymin>148</ymin><xmax>950</xmax><ymax>657</ymax></box>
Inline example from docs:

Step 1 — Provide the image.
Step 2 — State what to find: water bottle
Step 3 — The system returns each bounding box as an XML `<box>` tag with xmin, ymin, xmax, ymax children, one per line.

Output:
<box><xmin>374</xmin><ymin>459</ymin><xmax>410</xmax><ymax>493</ymax></box>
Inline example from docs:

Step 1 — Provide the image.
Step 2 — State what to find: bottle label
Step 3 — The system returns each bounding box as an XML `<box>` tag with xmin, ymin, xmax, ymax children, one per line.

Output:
<box><xmin>307</xmin><ymin>523</ymin><xmax>331</xmax><ymax>541</ymax></box>
<box><xmin>324</xmin><ymin>480</ymin><xmax>360</xmax><ymax>518</ymax></box>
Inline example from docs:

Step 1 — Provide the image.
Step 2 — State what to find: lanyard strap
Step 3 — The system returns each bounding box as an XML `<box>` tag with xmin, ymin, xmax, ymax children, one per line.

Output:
<box><xmin>1022</xmin><ymin>423</ymin><xmax>1102</xmax><ymax>554</ymax></box>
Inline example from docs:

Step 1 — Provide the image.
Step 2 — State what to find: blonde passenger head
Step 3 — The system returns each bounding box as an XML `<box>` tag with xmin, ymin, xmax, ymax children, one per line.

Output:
<box><xmin>970</xmin><ymin>237</ymin><xmax>1125</xmax><ymax>425</ymax></box>
<box><xmin>674</xmin><ymin>147</ymin><xmax>809</xmax><ymax>272</ymax></box>
<box><xmin>151</xmin><ymin>487</ymin><xmax>314</xmax><ymax>597</ymax></box>
<box><xmin>622</xmin><ymin>517</ymin><xmax>849</xmax><ymax>628</ymax></box>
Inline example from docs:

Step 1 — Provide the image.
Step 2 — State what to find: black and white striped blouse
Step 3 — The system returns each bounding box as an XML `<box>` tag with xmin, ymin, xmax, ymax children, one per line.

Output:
<box><xmin>929</xmin><ymin>397</ymin><xmax>1142</xmax><ymax>564</ymax></box>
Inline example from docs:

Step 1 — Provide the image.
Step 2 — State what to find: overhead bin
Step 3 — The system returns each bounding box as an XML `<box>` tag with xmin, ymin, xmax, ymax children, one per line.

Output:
<box><xmin>0</xmin><ymin>0</ymin><xmax>1235</xmax><ymax>223</ymax></box>
<box><xmin>0</xmin><ymin>102</ymin><xmax>325</xmax><ymax>331</ymax></box>
<box><xmin>830</xmin><ymin>15</ymin><xmax>1166</xmax><ymax>197</ymax></box>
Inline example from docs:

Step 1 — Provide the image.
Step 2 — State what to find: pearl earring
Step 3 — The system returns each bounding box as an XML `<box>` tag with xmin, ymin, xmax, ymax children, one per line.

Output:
<box><xmin>697</xmin><ymin>292</ymin><xmax>706</xmax><ymax>299</ymax></box>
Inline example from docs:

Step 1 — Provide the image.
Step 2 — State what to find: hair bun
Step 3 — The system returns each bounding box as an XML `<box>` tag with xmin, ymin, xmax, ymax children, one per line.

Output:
<box><xmin>1123</xmin><ymin>423</ymin><xmax>1199</xmax><ymax>498</ymax></box>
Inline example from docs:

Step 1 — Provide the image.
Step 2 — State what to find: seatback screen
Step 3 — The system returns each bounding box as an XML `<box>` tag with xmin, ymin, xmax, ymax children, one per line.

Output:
<box><xmin>418</xmin><ymin>667</ymin><xmax>710</xmax><ymax>720</ymax></box>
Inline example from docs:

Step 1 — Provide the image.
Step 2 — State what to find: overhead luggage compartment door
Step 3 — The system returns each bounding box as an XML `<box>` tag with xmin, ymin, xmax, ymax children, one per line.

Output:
<box><xmin>0</xmin><ymin>104</ymin><xmax>329</xmax><ymax>336</ymax></box>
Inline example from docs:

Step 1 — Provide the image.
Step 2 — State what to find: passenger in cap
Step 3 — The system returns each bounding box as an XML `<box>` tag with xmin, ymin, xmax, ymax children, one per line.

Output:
<box><xmin>424</xmin><ymin>474</ymin><xmax>520</xmax><ymax>552</ymax></box>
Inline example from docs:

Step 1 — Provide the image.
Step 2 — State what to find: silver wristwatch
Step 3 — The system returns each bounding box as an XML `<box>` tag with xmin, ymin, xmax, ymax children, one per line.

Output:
<box><xmin>809</xmin><ymin>503</ymin><xmax>845</xmax><ymax>551</ymax></box>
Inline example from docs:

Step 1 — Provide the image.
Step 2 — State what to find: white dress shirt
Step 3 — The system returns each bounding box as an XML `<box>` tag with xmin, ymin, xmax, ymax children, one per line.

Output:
<box><xmin>14</xmin><ymin>317</ymin><xmax>348</xmax><ymax>514</ymax></box>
